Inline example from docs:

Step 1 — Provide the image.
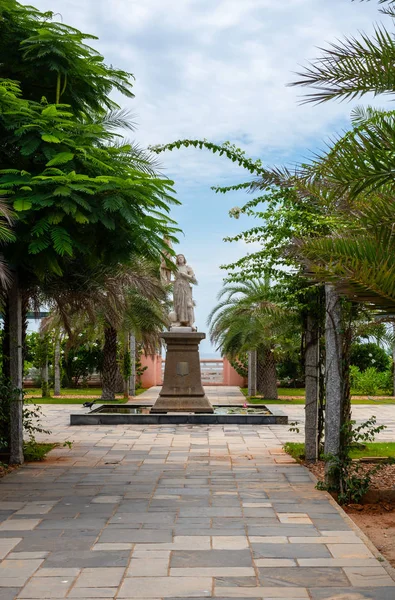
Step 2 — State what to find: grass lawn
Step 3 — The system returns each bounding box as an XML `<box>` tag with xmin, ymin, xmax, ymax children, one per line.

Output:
<box><xmin>241</xmin><ymin>388</ymin><xmax>395</xmax><ymax>405</ymax></box>
<box><xmin>284</xmin><ymin>441</ymin><xmax>395</xmax><ymax>461</ymax></box>
<box><xmin>25</xmin><ymin>387</ymin><xmax>147</xmax><ymax>404</ymax></box>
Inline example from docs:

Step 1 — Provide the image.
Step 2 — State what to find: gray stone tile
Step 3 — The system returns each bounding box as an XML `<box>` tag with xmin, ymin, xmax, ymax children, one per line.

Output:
<box><xmin>0</xmin><ymin>589</ymin><xmax>21</xmax><ymax>600</ymax></box>
<box><xmin>214</xmin><ymin>577</ymin><xmax>257</xmax><ymax>587</ymax></box>
<box><xmin>12</xmin><ymin>532</ymin><xmax>96</xmax><ymax>553</ymax></box>
<box><xmin>118</xmin><ymin>577</ymin><xmax>212</xmax><ymax>598</ymax></box>
<box><xmin>98</xmin><ymin>529</ymin><xmax>172</xmax><ymax>543</ymax></box>
<box><xmin>37</xmin><ymin>519</ymin><xmax>107</xmax><ymax>530</ymax></box>
<box><xmin>67</xmin><ymin>587</ymin><xmax>117</xmax><ymax>598</ymax></box>
<box><xmin>252</xmin><ymin>544</ymin><xmax>331</xmax><ymax>559</ymax></box>
<box><xmin>171</xmin><ymin>550</ymin><xmax>252</xmax><ymax>568</ymax></box>
<box><xmin>43</xmin><ymin>551</ymin><xmax>130</xmax><ymax>568</ymax></box>
<box><xmin>309</xmin><ymin>588</ymin><xmax>395</xmax><ymax>599</ymax></box>
<box><xmin>17</xmin><ymin>576</ymin><xmax>75</xmax><ymax>598</ymax></box>
<box><xmin>258</xmin><ymin>567</ymin><xmax>350</xmax><ymax>587</ymax></box>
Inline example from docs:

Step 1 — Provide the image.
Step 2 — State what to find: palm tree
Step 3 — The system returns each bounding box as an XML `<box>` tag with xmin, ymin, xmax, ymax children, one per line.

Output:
<box><xmin>41</xmin><ymin>257</ymin><xmax>169</xmax><ymax>400</ymax></box>
<box><xmin>208</xmin><ymin>279</ymin><xmax>299</xmax><ymax>399</ymax></box>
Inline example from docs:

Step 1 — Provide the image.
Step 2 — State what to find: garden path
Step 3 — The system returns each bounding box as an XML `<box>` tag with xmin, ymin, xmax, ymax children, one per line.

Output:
<box><xmin>0</xmin><ymin>387</ymin><xmax>394</xmax><ymax>599</ymax></box>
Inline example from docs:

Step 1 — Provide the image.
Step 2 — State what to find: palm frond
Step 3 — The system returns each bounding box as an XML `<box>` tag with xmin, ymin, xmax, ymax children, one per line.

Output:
<box><xmin>290</xmin><ymin>25</ymin><xmax>395</xmax><ymax>104</ymax></box>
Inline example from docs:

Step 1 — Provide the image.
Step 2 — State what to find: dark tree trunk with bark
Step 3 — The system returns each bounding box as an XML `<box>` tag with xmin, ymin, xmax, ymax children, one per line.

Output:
<box><xmin>101</xmin><ymin>325</ymin><xmax>118</xmax><ymax>400</ymax></box>
<box><xmin>324</xmin><ymin>285</ymin><xmax>343</xmax><ymax>486</ymax></box>
<box><xmin>9</xmin><ymin>274</ymin><xmax>24</xmax><ymax>465</ymax></box>
<box><xmin>129</xmin><ymin>333</ymin><xmax>136</xmax><ymax>397</ymax></box>
<box><xmin>114</xmin><ymin>369</ymin><xmax>124</xmax><ymax>394</ymax></box>
<box><xmin>2</xmin><ymin>297</ymin><xmax>10</xmax><ymax>380</ymax></box>
<box><xmin>54</xmin><ymin>336</ymin><xmax>61</xmax><ymax>396</ymax></box>
<box><xmin>257</xmin><ymin>346</ymin><xmax>278</xmax><ymax>399</ymax></box>
<box><xmin>305</xmin><ymin>313</ymin><xmax>320</xmax><ymax>462</ymax></box>
<box><xmin>21</xmin><ymin>291</ymin><xmax>29</xmax><ymax>370</ymax></box>
<box><xmin>248</xmin><ymin>350</ymin><xmax>257</xmax><ymax>397</ymax></box>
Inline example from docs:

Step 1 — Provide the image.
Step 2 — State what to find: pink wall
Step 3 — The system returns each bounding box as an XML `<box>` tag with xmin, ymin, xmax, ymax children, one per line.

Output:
<box><xmin>223</xmin><ymin>357</ymin><xmax>246</xmax><ymax>386</ymax></box>
<box><xmin>140</xmin><ymin>354</ymin><xmax>162</xmax><ymax>388</ymax></box>
<box><xmin>140</xmin><ymin>354</ymin><xmax>246</xmax><ymax>388</ymax></box>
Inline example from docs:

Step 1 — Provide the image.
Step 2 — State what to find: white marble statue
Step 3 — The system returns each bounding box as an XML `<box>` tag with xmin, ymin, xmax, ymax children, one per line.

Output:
<box><xmin>170</xmin><ymin>254</ymin><xmax>197</xmax><ymax>329</ymax></box>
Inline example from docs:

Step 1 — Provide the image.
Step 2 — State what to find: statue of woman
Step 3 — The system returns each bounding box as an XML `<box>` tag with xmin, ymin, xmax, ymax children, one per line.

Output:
<box><xmin>172</xmin><ymin>254</ymin><xmax>197</xmax><ymax>328</ymax></box>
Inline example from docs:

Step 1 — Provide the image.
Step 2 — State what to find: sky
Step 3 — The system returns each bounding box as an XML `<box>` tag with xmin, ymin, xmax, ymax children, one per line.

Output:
<box><xmin>30</xmin><ymin>0</ymin><xmax>384</xmax><ymax>354</ymax></box>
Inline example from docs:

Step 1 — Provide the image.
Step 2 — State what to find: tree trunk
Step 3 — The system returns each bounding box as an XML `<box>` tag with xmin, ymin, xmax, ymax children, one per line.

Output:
<box><xmin>9</xmin><ymin>274</ymin><xmax>24</xmax><ymax>465</ymax></box>
<box><xmin>101</xmin><ymin>325</ymin><xmax>118</xmax><ymax>400</ymax></box>
<box><xmin>324</xmin><ymin>284</ymin><xmax>343</xmax><ymax>486</ymax></box>
<box><xmin>305</xmin><ymin>313</ymin><xmax>320</xmax><ymax>462</ymax></box>
<box><xmin>392</xmin><ymin>324</ymin><xmax>395</xmax><ymax>397</ymax></box>
<box><xmin>122</xmin><ymin>334</ymin><xmax>130</xmax><ymax>399</ymax></box>
<box><xmin>248</xmin><ymin>350</ymin><xmax>257</xmax><ymax>397</ymax></box>
<box><xmin>115</xmin><ymin>368</ymin><xmax>124</xmax><ymax>394</ymax></box>
<box><xmin>21</xmin><ymin>291</ymin><xmax>29</xmax><ymax>370</ymax></box>
<box><xmin>2</xmin><ymin>297</ymin><xmax>10</xmax><ymax>380</ymax></box>
<box><xmin>54</xmin><ymin>335</ymin><xmax>61</xmax><ymax>396</ymax></box>
<box><xmin>257</xmin><ymin>347</ymin><xmax>278</xmax><ymax>399</ymax></box>
<box><xmin>129</xmin><ymin>333</ymin><xmax>136</xmax><ymax>397</ymax></box>
<box><xmin>40</xmin><ymin>329</ymin><xmax>49</xmax><ymax>398</ymax></box>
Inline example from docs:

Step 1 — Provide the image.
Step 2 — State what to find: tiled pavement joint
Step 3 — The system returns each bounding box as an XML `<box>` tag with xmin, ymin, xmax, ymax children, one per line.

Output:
<box><xmin>0</xmin><ymin>387</ymin><xmax>394</xmax><ymax>599</ymax></box>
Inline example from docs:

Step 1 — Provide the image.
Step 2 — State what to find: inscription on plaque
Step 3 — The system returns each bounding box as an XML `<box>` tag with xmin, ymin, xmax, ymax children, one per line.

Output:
<box><xmin>176</xmin><ymin>362</ymin><xmax>189</xmax><ymax>377</ymax></box>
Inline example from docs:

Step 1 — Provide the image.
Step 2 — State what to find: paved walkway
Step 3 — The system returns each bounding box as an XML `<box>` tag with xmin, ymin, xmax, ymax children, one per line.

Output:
<box><xmin>0</xmin><ymin>388</ymin><xmax>394</xmax><ymax>599</ymax></box>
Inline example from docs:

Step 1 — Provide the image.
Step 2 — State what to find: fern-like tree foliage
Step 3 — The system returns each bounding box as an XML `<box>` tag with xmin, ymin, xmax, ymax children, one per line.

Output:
<box><xmin>0</xmin><ymin>2</ymin><xmax>180</xmax><ymax>463</ymax></box>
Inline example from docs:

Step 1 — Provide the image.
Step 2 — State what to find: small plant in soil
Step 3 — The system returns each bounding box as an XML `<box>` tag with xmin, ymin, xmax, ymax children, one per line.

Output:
<box><xmin>320</xmin><ymin>416</ymin><xmax>387</xmax><ymax>504</ymax></box>
<box><xmin>0</xmin><ymin>378</ymin><xmax>51</xmax><ymax>463</ymax></box>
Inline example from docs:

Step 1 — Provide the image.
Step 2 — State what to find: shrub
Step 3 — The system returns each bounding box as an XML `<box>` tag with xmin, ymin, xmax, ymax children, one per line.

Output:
<box><xmin>350</xmin><ymin>365</ymin><xmax>391</xmax><ymax>395</ymax></box>
<box><xmin>24</xmin><ymin>441</ymin><xmax>55</xmax><ymax>462</ymax></box>
<box><xmin>319</xmin><ymin>416</ymin><xmax>387</xmax><ymax>504</ymax></box>
<box><xmin>350</xmin><ymin>342</ymin><xmax>390</xmax><ymax>373</ymax></box>
<box><xmin>0</xmin><ymin>378</ymin><xmax>50</xmax><ymax>456</ymax></box>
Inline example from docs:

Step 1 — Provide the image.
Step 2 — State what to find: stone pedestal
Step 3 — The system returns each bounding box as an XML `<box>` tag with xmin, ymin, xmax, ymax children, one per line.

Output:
<box><xmin>151</xmin><ymin>331</ymin><xmax>213</xmax><ymax>413</ymax></box>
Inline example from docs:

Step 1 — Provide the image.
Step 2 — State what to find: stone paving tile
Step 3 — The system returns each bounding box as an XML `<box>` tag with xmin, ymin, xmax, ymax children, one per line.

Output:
<box><xmin>0</xmin><ymin>558</ymin><xmax>44</xmax><ymax>587</ymax></box>
<box><xmin>309</xmin><ymin>588</ymin><xmax>395</xmax><ymax>599</ymax></box>
<box><xmin>212</xmin><ymin>537</ymin><xmax>249</xmax><ymax>550</ymax></box>
<box><xmin>67</xmin><ymin>588</ymin><xmax>118</xmax><ymax>598</ymax></box>
<box><xmin>0</xmin><ymin>590</ymin><xmax>22</xmax><ymax>600</ymax></box>
<box><xmin>0</xmin><ymin>538</ymin><xmax>22</xmax><ymax>559</ymax></box>
<box><xmin>213</xmin><ymin>587</ymin><xmax>309</xmax><ymax>598</ymax></box>
<box><xmin>17</xmin><ymin>576</ymin><xmax>75</xmax><ymax>598</ymax></box>
<box><xmin>118</xmin><ymin>576</ymin><xmax>213</xmax><ymax>597</ymax></box>
<box><xmin>41</xmin><ymin>550</ymin><xmax>130</xmax><ymax>568</ymax></box>
<box><xmin>170</xmin><ymin>550</ymin><xmax>253</xmax><ymax>568</ymax></box>
<box><xmin>0</xmin><ymin>392</ymin><xmax>394</xmax><ymax>600</ymax></box>
<box><xmin>0</xmin><ymin>520</ymin><xmax>41</xmax><ymax>532</ymax></box>
<box><xmin>343</xmin><ymin>566</ymin><xmax>395</xmax><ymax>587</ymax></box>
<box><xmin>251</xmin><ymin>543</ymin><xmax>331</xmax><ymax>559</ymax></box>
<box><xmin>258</xmin><ymin>566</ymin><xmax>350</xmax><ymax>587</ymax></box>
<box><xmin>74</xmin><ymin>567</ymin><xmax>125</xmax><ymax>587</ymax></box>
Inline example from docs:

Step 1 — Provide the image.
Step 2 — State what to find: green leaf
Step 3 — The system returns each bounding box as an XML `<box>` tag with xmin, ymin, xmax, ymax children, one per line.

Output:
<box><xmin>41</xmin><ymin>134</ymin><xmax>61</xmax><ymax>143</ymax></box>
<box><xmin>48</xmin><ymin>213</ymin><xmax>64</xmax><ymax>224</ymax></box>
<box><xmin>46</xmin><ymin>152</ymin><xmax>74</xmax><ymax>167</ymax></box>
<box><xmin>14</xmin><ymin>198</ymin><xmax>32</xmax><ymax>211</ymax></box>
<box><xmin>41</xmin><ymin>106</ymin><xmax>58</xmax><ymax>117</ymax></box>
<box><xmin>50</xmin><ymin>227</ymin><xmax>73</xmax><ymax>256</ymax></box>
<box><xmin>74</xmin><ymin>212</ymin><xmax>89</xmax><ymax>224</ymax></box>
<box><xmin>53</xmin><ymin>186</ymin><xmax>71</xmax><ymax>197</ymax></box>
<box><xmin>29</xmin><ymin>238</ymin><xmax>51</xmax><ymax>254</ymax></box>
